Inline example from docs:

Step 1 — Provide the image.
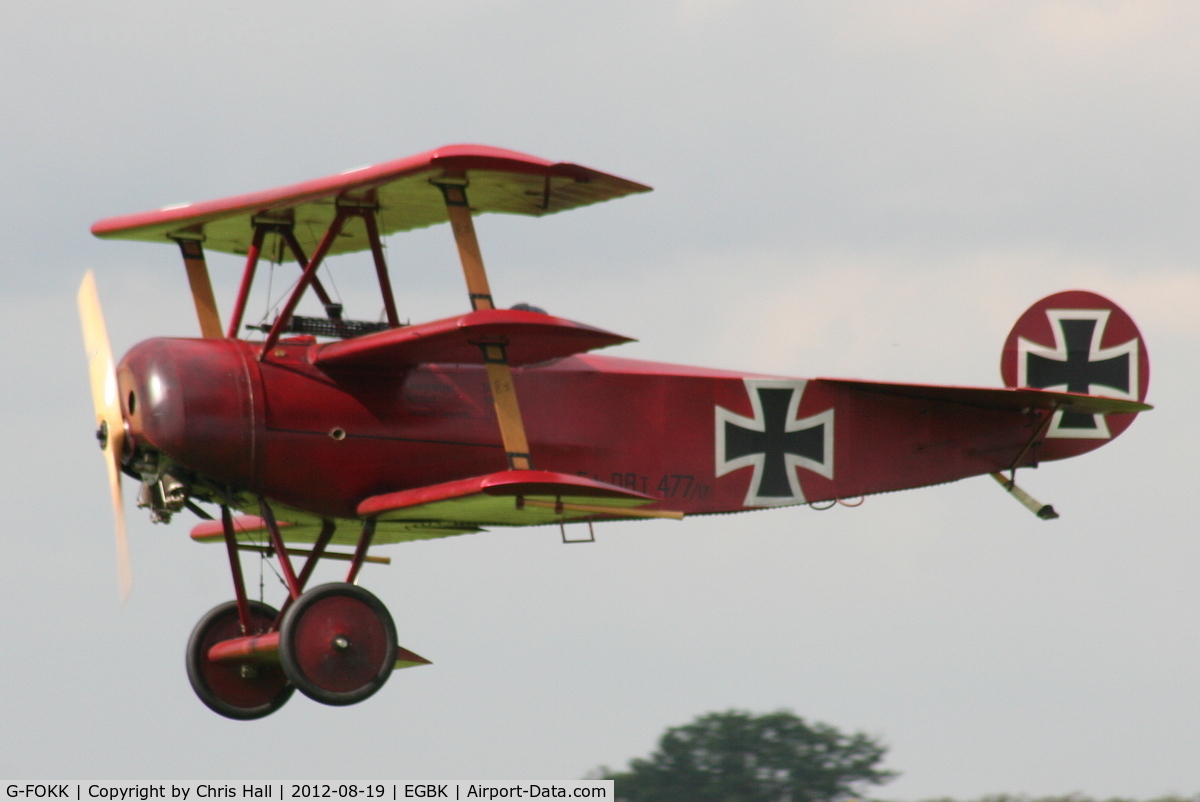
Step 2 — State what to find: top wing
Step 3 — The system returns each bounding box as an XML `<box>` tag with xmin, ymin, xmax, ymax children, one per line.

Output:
<box><xmin>818</xmin><ymin>378</ymin><xmax>1153</xmax><ymax>414</ymax></box>
<box><xmin>90</xmin><ymin>144</ymin><xmax>651</xmax><ymax>258</ymax></box>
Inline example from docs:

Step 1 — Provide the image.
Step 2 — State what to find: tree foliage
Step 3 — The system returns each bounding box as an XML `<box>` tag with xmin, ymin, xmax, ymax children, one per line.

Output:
<box><xmin>600</xmin><ymin>709</ymin><xmax>895</xmax><ymax>802</ymax></box>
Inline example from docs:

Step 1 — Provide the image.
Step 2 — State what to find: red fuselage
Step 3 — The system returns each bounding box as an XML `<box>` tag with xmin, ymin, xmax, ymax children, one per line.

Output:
<box><xmin>116</xmin><ymin>335</ymin><xmax>1084</xmax><ymax>521</ymax></box>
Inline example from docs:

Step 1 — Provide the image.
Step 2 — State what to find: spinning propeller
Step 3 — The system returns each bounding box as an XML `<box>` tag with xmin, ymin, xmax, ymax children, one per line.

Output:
<box><xmin>77</xmin><ymin>271</ymin><xmax>131</xmax><ymax>602</ymax></box>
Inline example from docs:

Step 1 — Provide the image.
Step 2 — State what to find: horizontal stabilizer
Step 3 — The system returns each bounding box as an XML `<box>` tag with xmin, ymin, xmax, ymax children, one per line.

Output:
<box><xmin>818</xmin><ymin>378</ymin><xmax>1152</xmax><ymax>415</ymax></box>
<box><xmin>314</xmin><ymin>308</ymin><xmax>632</xmax><ymax>369</ymax></box>
<box><xmin>359</xmin><ymin>470</ymin><xmax>682</xmax><ymax>526</ymax></box>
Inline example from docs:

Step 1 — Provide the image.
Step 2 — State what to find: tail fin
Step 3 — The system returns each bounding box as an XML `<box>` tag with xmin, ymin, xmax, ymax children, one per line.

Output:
<box><xmin>1001</xmin><ymin>290</ymin><xmax>1149</xmax><ymax>461</ymax></box>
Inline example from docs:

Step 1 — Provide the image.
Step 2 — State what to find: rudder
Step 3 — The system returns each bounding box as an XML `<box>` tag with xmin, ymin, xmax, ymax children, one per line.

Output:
<box><xmin>1001</xmin><ymin>290</ymin><xmax>1149</xmax><ymax>461</ymax></box>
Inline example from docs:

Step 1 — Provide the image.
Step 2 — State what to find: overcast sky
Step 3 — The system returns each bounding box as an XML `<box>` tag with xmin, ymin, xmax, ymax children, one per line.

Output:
<box><xmin>3</xmin><ymin>1</ymin><xmax>1200</xmax><ymax>796</ymax></box>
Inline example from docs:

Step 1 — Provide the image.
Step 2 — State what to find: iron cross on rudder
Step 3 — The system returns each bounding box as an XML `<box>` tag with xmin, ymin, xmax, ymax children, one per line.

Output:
<box><xmin>1020</xmin><ymin>312</ymin><xmax>1137</xmax><ymax>435</ymax></box>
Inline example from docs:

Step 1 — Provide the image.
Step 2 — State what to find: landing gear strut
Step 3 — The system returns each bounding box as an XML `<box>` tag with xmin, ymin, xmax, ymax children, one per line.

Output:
<box><xmin>185</xmin><ymin>502</ymin><xmax>399</xmax><ymax>719</ymax></box>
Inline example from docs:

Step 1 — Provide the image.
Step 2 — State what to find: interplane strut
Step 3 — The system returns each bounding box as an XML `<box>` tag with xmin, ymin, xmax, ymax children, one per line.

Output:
<box><xmin>436</xmin><ymin>179</ymin><xmax>534</xmax><ymax>471</ymax></box>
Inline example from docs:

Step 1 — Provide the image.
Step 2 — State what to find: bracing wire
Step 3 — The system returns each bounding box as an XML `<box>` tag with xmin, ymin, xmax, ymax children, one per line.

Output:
<box><xmin>263</xmin><ymin>551</ymin><xmax>289</xmax><ymax>594</ymax></box>
<box><xmin>303</xmin><ymin>219</ymin><xmax>344</xmax><ymax>313</ymax></box>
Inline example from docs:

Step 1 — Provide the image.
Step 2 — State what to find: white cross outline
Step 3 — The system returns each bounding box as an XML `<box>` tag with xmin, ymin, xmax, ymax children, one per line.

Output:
<box><xmin>715</xmin><ymin>379</ymin><xmax>834</xmax><ymax>507</ymax></box>
<box><xmin>1016</xmin><ymin>308</ymin><xmax>1139</xmax><ymax>439</ymax></box>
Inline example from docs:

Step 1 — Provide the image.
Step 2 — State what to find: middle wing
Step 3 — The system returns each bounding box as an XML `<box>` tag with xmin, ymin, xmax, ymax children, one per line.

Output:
<box><xmin>314</xmin><ymin>308</ymin><xmax>632</xmax><ymax>369</ymax></box>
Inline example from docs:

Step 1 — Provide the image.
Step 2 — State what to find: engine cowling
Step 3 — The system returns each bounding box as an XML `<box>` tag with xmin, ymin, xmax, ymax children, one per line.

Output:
<box><xmin>117</xmin><ymin>337</ymin><xmax>259</xmax><ymax>490</ymax></box>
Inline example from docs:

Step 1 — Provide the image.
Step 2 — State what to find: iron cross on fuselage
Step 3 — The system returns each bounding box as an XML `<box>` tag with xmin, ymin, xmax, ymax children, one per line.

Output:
<box><xmin>717</xmin><ymin>381</ymin><xmax>833</xmax><ymax>506</ymax></box>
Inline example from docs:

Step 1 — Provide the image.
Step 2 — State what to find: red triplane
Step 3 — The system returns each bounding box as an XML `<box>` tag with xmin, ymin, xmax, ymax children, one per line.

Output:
<box><xmin>82</xmin><ymin>145</ymin><xmax>1151</xmax><ymax>719</ymax></box>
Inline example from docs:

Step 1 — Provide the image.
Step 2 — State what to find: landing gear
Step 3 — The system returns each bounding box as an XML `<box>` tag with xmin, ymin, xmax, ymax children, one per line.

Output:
<box><xmin>186</xmin><ymin>600</ymin><xmax>294</xmax><ymax>720</ymax></box>
<box><xmin>183</xmin><ymin>504</ymin><xmax>406</xmax><ymax>717</ymax></box>
<box><xmin>279</xmin><ymin>583</ymin><xmax>398</xmax><ymax>706</ymax></box>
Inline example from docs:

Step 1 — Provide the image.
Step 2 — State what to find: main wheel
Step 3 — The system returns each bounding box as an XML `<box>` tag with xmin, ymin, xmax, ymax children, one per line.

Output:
<box><xmin>186</xmin><ymin>600</ymin><xmax>294</xmax><ymax>720</ymax></box>
<box><xmin>278</xmin><ymin>583</ymin><xmax>398</xmax><ymax>706</ymax></box>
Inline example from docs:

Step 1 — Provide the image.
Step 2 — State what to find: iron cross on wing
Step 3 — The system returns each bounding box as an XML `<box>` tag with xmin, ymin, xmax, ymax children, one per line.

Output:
<box><xmin>715</xmin><ymin>379</ymin><xmax>834</xmax><ymax>507</ymax></box>
<box><xmin>1017</xmin><ymin>309</ymin><xmax>1140</xmax><ymax>439</ymax></box>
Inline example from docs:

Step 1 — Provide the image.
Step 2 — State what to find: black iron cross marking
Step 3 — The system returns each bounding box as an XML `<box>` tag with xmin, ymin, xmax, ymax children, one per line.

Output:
<box><xmin>725</xmin><ymin>389</ymin><xmax>823</xmax><ymax>496</ymax></box>
<box><xmin>1025</xmin><ymin>317</ymin><xmax>1131</xmax><ymax>430</ymax></box>
<box><xmin>716</xmin><ymin>381</ymin><xmax>833</xmax><ymax>506</ymax></box>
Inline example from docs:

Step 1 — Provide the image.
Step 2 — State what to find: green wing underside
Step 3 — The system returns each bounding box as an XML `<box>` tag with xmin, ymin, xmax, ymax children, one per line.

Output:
<box><xmin>192</xmin><ymin>471</ymin><xmax>665</xmax><ymax>547</ymax></box>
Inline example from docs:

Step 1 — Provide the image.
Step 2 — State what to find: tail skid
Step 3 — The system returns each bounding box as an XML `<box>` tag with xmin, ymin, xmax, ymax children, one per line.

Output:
<box><xmin>988</xmin><ymin>288</ymin><xmax>1151</xmax><ymax>520</ymax></box>
<box><xmin>990</xmin><ymin>472</ymin><xmax>1059</xmax><ymax>520</ymax></box>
